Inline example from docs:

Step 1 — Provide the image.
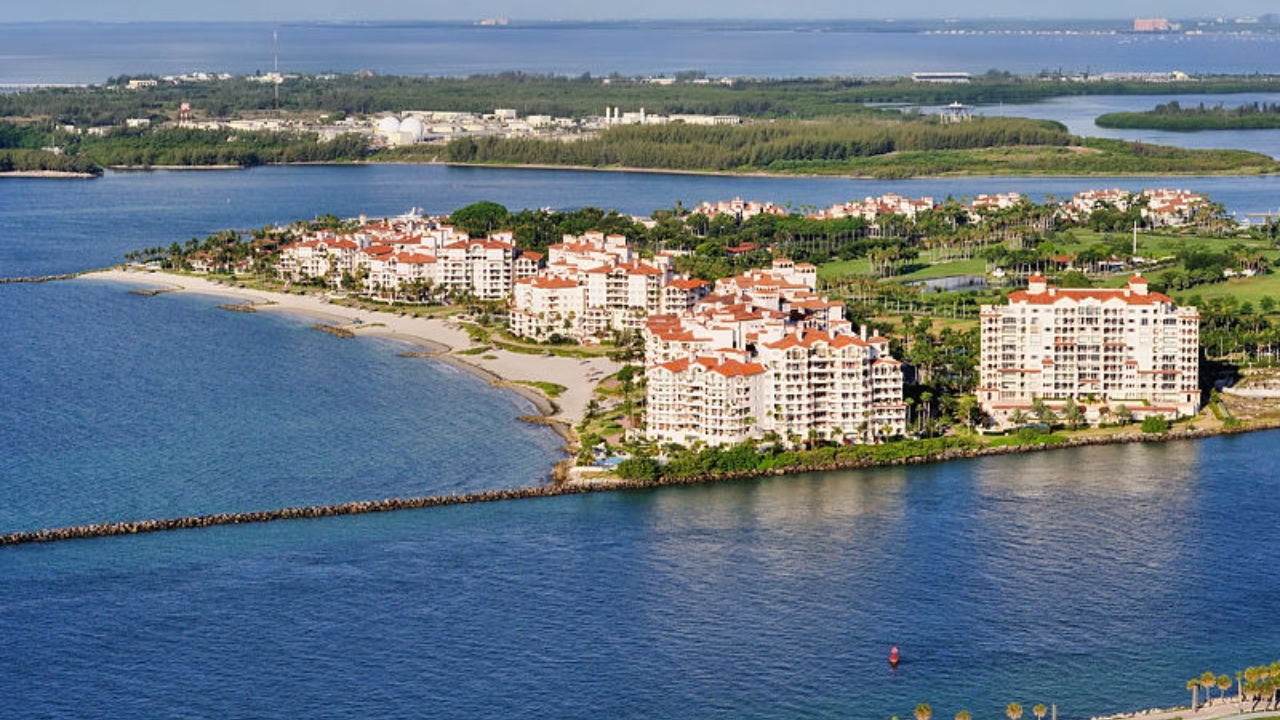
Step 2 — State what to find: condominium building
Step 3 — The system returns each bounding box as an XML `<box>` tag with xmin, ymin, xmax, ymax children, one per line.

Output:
<box><xmin>508</xmin><ymin>232</ymin><xmax>708</xmax><ymax>342</ymax></box>
<box><xmin>646</xmin><ymin>351</ymin><xmax>768</xmax><ymax>447</ymax></box>
<box><xmin>756</xmin><ymin>327</ymin><xmax>907</xmax><ymax>444</ymax></box>
<box><xmin>645</xmin><ymin>326</ymin><xmax>905</xmax><ymax>448</ymax></box>
<box><xmin>977</xmin><ymin>274</ymin><xmax>1200</xmax><ymax>427</ymax></box>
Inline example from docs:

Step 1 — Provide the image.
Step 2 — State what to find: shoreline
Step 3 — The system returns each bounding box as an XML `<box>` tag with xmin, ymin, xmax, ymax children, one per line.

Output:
<box><xmin>8</xmin><ymin>159</ymin><xmax>1268</xmax><ymax>184</ymax></box>
<box><xmin>80</xmin><ymin>268</ymin><xmax>619</xmax><ymax>436</ymax></box>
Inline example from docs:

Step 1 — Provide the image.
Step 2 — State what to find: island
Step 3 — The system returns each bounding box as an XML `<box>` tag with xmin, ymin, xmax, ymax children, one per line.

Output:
<box><xmin>4</xmin><ymin>71</ymin><xmax>1280</xmax><ymax>177</ymax></box>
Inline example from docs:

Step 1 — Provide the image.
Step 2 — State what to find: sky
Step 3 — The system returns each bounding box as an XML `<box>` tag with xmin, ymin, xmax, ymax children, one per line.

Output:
<box><xmin>5</xmin><ymin>1</ymin><xmax>1278</xmax><ymax>22</ymax></box>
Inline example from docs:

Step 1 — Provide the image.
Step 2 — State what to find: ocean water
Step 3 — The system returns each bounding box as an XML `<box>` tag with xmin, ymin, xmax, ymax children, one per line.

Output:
<box><xmin>2</xmin><ymin>437</ymin><xmax>1277</xmax><ymax>720</ymax></box>
<box><xmin>3</xmin><ymin>20</ymin><xmax>1280</xmax><ymax>86</ymax></box>
<box><xmin>3</xmin><ymin>22</ymin><xmax>1280</xmax><ymax>720</ymax></box>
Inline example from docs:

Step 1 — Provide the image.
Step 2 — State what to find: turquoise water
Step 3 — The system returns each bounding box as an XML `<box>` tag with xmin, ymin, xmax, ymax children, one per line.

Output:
<box><xmin>0</xmin><ymin>279</ymin><xmax>563</xmax><ymax>531</ymax></box>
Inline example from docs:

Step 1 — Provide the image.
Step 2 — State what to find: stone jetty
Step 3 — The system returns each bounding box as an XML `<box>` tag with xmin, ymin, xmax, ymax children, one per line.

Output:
<box><xmin>4</xmin><ymin>420</ymin><xmax>1278</xmax><ymax>548</ymax></box>
<box><xmin>0</xmin><ymin>273</ymin><xmax>81</xmax><ymax>284</ymax></box>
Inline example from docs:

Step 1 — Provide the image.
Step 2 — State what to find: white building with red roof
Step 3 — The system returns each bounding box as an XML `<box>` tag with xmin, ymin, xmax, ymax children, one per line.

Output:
<box><xmin>811</xmin><ymin>194</ymin><xmax>936</xmax><ymax>223</ymax></box>
<box><xmin>647</xmin><ymin>351</ymin><xmax>769</xmax><ymax>447</ymax></box>
<box><xmin>508</xmin><ymin>232</ymin><xmax>707</xmax><ymax>342</ymax></box>
<box><xmin>645</xmin><ymin>324</ymin><xmax>905</xmax><ymax>448</ymax></box>
<box><xmin>643</xmin><ymin>256</ymin><xmax>904</xmax><ymax>447</ymax></box>
<box><xmin>978</xmin><ymin>273</ymin><xmax>1200</xmax><ymax>427</ymax></box>
<box><xmin>689</xmin><ymin>197</ymin><xmax>789</xmax><ymax>222</ymax></box>
<box><xmin>755</xmin><ymin>327</ymin><xmax>906</xmax><ymax>444</ymax></box>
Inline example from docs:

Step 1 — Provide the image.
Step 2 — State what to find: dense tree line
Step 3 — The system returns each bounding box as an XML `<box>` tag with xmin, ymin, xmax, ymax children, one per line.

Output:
<box><xmin>443</xmin><ymin>117</ymin><xmax>1075</xmax><ymax>172</ymax></box>
<box><xmin>0</xmin><ymin>120</ymin><xmax>101</xmax><ymax>173</ymax></box>
<box><xmin>73</xmin><ymin>126</ymin><xmax>369</xmax><ymax>167</ymax></box>
<box><xmin>438</xmin><ymin>119</ymin><xmax>1274</xmax><ymax>176</ymax></box>
<box><xmin>0</xmin><ymin>149</ymin><xmax>102</xmax><ymax>174</ymax></box>
<box><xmin>1097</xmin><ymin>100</ymin><xmax>1280</xmax><ymax>130</ymax></box>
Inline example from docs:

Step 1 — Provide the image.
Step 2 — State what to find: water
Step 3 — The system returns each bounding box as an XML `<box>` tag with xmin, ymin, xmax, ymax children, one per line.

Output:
<box><xmin>3</xmin><ymin>21</ymin><xmax>1280</xmax><ymax>720</ymax></box>
<box><xmin>2</xmin><ymin>438</ymin><xmax>1277</xmax><ymax>719</ymax></box>
<box><xmin>0</xmin><ymin>280</ymin><xmax>561</xmax><ymax>531</ymax></box>
<box><xmin>6</xmin><ymin>165</ymin><xmax>1280</xmax><ymax>279</ymax></box>
<box><xmin>984</xmin><ymin>92</ymin><xmax>1280</xmax><ymax>159</ymax></box>
<box><xmin>2</xmin><ymin>20</ymin><xmax>1280</xmax><ymax>86</ymax></box>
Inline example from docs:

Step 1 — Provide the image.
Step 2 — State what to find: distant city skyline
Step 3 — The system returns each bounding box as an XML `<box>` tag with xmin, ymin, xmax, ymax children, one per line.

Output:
<box><xmin>5</xmin><ymin>1</ymin><xmax>1279</xmax><ymax>23</ymax></box>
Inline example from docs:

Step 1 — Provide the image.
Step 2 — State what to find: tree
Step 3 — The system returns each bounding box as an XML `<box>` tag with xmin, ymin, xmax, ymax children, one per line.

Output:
<box><xmin>1188</xmin><ymin>678</ymin><xmax>1200</xmax><ymax>710</ymax></box>
<box><xmin>1202</xmin><ymin>670</ymin><xmax>1218</xmax><ymax>703</ymax></box>
<box><xmin>914</xmin><ymin>703</ymin><xmax>932</xmax><ymax>720</ymax></box>
<box><xmin>955</xmin><ymin>395</ymin><xmax>979</xmax><ymax>430</ymax></box>
<box><xmin>956</xmin><ymin>711</ymin><xmax>972</xmax><ymax>720</ymax></box>
<box><xmin>1218</xmin><ymin>674</ymin><xmax>1233</xmax><ymax>702</ymax></box>
<box><xmin>1114</xmin><ymin>404</ymin><xmax>1133</xmax><ymax>426</ymax></box>
<box><xmin>1062</xmin><ymin>397</ymin><xmax>1084</xmax><ymax>429</ymax></box>
<box><xmin>1033</xmin><ymin>703</ymin><xmax>1047</xmax><ymax>720</ymax></box>
<box><xmin>1006</xmin><ymin>702</ymin><xmax>1023</xmax><ymax>720</ymax></box>
<box><xmin>448</xmin><ymin>200</ymin><xmax>511</xmax><ymax>237</ymax></box>
<box><xmin>1031</xmin><ymin>398</ymin><xmax>1056</xmax><ymax>428</ymax></box>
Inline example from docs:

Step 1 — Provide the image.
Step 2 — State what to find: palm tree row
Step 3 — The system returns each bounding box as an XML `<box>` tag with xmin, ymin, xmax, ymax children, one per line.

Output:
<box><xmin>1185</xmin><ymin>659</ymin><xmax>1280</xmax><ymax>711</ymax></box>
<box><xmin>901</xmin><ymin>700</ymin><xmax>1048</xmax><ymax>720</ymax></box>
<box><xmin>1241</xmin><ymin>660</ymin><xmax>1280</xmax><ymax>712</ymax></box>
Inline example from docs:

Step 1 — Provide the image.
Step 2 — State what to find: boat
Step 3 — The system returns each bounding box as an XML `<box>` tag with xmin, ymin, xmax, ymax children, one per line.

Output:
<box><xmin>889</xmin><ymin>647</ymin><xmax>901</xmax><ymax>667</ymax></box>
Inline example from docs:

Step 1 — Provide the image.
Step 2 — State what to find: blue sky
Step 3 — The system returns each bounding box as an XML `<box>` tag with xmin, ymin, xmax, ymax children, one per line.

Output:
<box><xmin>7</xmin><ymin>0</ymin><xmax>1278</xmax><ymax>22</ymax></box>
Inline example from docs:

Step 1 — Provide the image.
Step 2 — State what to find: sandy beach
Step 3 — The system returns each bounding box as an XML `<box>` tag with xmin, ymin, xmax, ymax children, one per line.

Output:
<box><xmin>82</xmin><ymin>268</ymin><xmax>620</xmax><ymax>432</ymax></box>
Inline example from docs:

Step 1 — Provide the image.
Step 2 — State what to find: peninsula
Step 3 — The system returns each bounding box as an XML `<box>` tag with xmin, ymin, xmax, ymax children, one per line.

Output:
<box><xmin>106</xmin><ymin>187</ymin><xmax>1280</xmax><ymax>486</ymax></box>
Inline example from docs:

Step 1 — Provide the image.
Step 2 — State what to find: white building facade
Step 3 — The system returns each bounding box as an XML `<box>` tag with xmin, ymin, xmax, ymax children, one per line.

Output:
<box><xmin>977</xmin><ymin>274</ymin><xmax>1200</xmax><ymax>427</ymax></box>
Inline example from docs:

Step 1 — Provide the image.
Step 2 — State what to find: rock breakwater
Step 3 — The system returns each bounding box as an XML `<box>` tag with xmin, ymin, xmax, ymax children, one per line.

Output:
<box><xmin>5</xmin><ymin>421</ymin><xmax>1278</xmax><ymax>548</ymax></box>
<box><xmin>0</xmin><ymin>273</ymin><xmax>80</xmax><ymax>284</ymax></box>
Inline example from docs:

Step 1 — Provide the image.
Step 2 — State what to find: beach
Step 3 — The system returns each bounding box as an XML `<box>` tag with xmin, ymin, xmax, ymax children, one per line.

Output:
<box><xmin>82</xmin><ymin>267</ymin><xmax>619</xmax><ymax>431</ymax></box>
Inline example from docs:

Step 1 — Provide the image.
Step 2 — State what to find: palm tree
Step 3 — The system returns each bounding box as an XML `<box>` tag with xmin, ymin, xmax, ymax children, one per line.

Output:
<box><xmin>1033</xmin><ymin>703</ymin><xmax>1047</xmax><ymax>720</ymax></box>
<box><xmin>1062</xmin><ymin>398</ymin><xmax>1084</xmax><ymax>430</ymax></box>
<box><xmin>1006</xmin><ymin>702</ymin><xmax>1023</xmax><ymax>720</ymax></box>
<box><xmin>1218</xmin><ymin>674</ymin><xmax>1232</xmax><ymax>703</ymax></box>
<box><xmin>1202</xmin><ymin>670</ymin><xmax>1218</xmax><ymax>703</ymax></box>
<box><xmin>955</xmin><ymin>711</ymin><xmax>972</xmax><ymax>720</ymax></box>
<box><xmin>1188</xmin><ymin>678</ymin><xmax>1200</xmax><ymax>710</ymax></box>
<box><xmin>914</xmin><ymin>703</ymin><xmax>932</xmax><ymax>720</ymax></box>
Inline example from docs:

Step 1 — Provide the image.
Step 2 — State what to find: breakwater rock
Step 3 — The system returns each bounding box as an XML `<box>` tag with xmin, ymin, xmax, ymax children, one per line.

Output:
<box><xmin>313</xmin><ymin>323</ymin><xmax>355</xmax><ymax>338</ymax></box>
<box><xmin>0</xmin><ymin>487</ymin><xmax>594</xmax><ymax>547</ymax></box>
<box><xmin>0</xmin><ymin>273</ymin><xmax>80</xmax><ymax>284</ymax></box>
<box><xmin>6</xmin><ymin>420</ymin><xmax>1279</xmax><ymax>548</ymax></box>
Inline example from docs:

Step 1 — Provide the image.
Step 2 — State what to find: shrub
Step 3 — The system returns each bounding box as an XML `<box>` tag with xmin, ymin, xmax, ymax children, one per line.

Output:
<box><xmin>1141</xmin><ymin>415</ymin><xmax>1171</xmax><ymax>434</ymax></box>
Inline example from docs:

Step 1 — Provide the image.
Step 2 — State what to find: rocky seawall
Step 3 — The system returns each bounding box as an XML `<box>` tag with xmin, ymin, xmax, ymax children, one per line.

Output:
<box><xmin>0</xmin><ymin>273</ymin><xmax>81</xmax><ymax>284</ymax></box>
<box><xmin>5</xmin><ymin>421</ymin><xmax>1279</xmax><ymax>548</ymax></box>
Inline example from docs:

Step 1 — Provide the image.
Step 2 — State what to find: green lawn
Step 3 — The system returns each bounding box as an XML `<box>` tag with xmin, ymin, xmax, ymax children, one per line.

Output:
<box><xmin>1173</xmin><ymin>272</ymin><xmax>1280</xmax><ymax>305</ymax></box>
<box><xmin>817</xmin><ymin>257</ymin><xmax>986</xmax><ymax>282</ymax></box>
